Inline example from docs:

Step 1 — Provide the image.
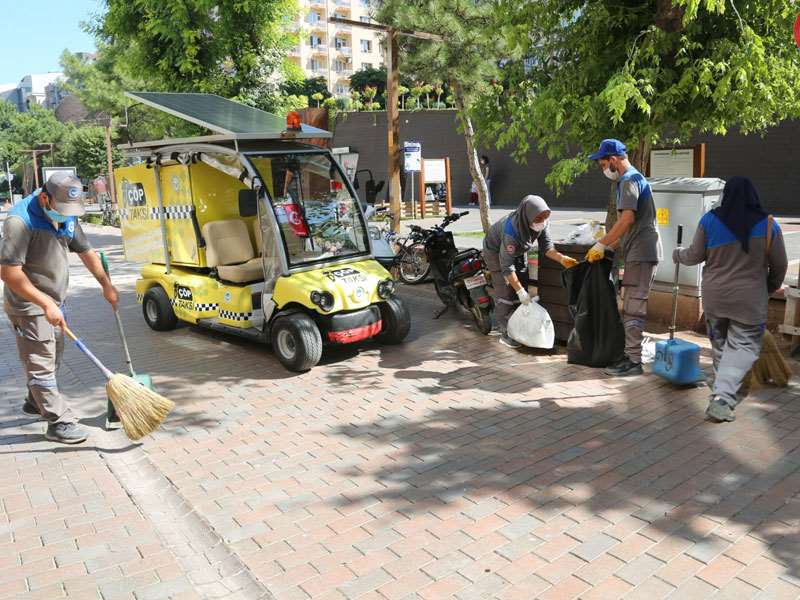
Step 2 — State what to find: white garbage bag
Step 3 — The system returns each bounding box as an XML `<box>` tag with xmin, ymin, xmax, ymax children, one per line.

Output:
<box><xmin>563</xmin><ymin>221</ymin><xmax>605</xmax><ymax>245</ymax></box>
<box><xmin>507</xmin><ymin>301</ymin><xmax>555</xmax><ymax>349</ymax></box>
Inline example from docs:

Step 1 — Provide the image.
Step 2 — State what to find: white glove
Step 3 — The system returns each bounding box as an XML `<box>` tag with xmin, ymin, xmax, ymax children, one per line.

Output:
<box><xmin>516</xmin><ymin>288</ymin><xmax>531</xmax><ymax>305</ymax></box>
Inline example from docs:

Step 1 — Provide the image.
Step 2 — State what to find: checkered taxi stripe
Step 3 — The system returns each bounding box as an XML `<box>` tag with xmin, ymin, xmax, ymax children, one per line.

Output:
<box><xmin>169</xmin><ymin>298</ymin><xmax>219</xmax><ymax>312</ymax></box>
<box><xmin>118</xmin><ymin>205</ymin><xmax>194</xmax><ymax>220</ymax></box>
<box><xmin>219</xmin><ymin>309</ymin><xmax>253</xmax><ymax>322</ymax></box>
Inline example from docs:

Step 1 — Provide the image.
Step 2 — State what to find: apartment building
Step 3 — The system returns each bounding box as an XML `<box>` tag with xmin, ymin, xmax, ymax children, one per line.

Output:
<box><xmin>288</xmin><ymin>0</ymin><xmax>385</xmax><ymax>97</ymax></box>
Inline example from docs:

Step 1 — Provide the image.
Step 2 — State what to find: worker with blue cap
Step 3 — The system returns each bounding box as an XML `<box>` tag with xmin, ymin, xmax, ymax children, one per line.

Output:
<box><xmin>586</xmin><ymin>139</ymin><xmax>662</xmax><ymax>376</ymax></box>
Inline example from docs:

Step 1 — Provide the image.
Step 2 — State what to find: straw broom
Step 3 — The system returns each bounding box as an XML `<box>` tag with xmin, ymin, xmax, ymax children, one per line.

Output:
<box><xmin>63</xmin><ymin>325</ymin><xmax>173</xmax><ymax>440</ymax></box>
<box><xmin>745</xmin><ymin>330</ymin><xmax>792</xmax><ymax>389</ymax></box>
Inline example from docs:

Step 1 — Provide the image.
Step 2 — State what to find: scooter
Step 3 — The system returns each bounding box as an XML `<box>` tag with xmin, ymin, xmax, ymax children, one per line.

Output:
<box><xmin>411</xmin><ymin>212</ymin><xmax>494</xmax><ymax>334</ymax></box>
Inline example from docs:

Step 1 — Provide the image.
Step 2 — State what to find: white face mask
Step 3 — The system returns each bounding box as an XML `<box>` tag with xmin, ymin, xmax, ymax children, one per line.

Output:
<box><xmin>603</xmin><ymin>167</ymin><xmax>620</xmax><ymax>181</ymax></box>
<box><xmin>531</xmin><ymin>220</ymin><xmax>547</xmax><ymax>232</ymax></box>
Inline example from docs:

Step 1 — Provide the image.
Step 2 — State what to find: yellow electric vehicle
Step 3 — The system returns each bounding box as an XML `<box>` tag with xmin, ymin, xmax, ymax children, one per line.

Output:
<box><xmin>116</xmin><ymin>92</ymin><xmax>410</xmax><ymax>371</ymax></box>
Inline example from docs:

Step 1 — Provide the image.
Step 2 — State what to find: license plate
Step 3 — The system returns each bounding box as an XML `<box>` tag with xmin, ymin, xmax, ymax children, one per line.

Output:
<box><xmin>465</xmin><ymin>274</ymin><xmax>487</xmax><ymax>289</ymax></box>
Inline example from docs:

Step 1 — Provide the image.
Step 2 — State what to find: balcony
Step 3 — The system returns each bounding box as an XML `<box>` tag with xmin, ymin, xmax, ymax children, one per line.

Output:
<box><xmin>335</xmin><ymin>69</ymin><xmax>354</xmax><ymax>79</ymax></box>
<box><xmin>336</xmin><ymin>46</ymin><xmax>352</xmax><ymax>56</ymax></box>
<box><xmin>335</xmin><ymin>22</ymin><xmax>353</xmax><ymax>32</ymax></box>
<box><xmin>333</xmin><ymin>0</ymin><xmax>351</xmax><ymax>6</ymax></box>
<box><xmin>309</xmin><ymin>0</ymin><xmax>324</xmax><ymax>4</ymax></box>
<box><xmin>310</xmin><ymin>44</ymin><xmax>328</xmax><ymax>54</ymax></box>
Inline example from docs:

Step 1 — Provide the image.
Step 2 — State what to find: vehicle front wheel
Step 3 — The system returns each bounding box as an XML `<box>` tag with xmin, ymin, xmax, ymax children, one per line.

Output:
<box><xmin>271</xmin><ymin>313</ymin><xmax>323</xmax><ymax>372</ymax></box>
<box><xmin>142</xmin><ymin>287</ymin><xmax>178</xmax><ymax>331</ymax></box>
<box><xmin>379</xmin><ymin>297</ymin><xmax>411</xmax><ymax>344</ymax></box>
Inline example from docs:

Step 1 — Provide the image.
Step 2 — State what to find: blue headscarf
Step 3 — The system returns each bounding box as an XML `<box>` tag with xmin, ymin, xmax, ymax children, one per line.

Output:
<box><xmin>712</xmin><ymin>177</ymin><xmax>767</xmax><ymax>253</ymax></box>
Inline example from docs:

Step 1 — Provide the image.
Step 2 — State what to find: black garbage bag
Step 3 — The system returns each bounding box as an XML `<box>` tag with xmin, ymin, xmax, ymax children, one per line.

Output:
<box><xmin>562</xmin><ymin>259</ymin><xmax>626</xmax><ymax>368</ymax></box>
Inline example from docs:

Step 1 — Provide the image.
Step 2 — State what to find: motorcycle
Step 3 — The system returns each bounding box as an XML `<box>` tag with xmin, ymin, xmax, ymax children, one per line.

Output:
<box><xmin>410</xmin><ymin>212</ymin><xmax>494</xmax><ymax>334</ymax></box>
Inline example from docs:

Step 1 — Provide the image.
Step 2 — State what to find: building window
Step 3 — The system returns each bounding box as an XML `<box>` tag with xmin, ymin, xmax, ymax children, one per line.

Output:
<box><xmin>335</xmin><ymin>37</ymin><xmax>348</xmax><ymax>49</ymax></box>
<box><xmin>309</xmin><ymin>59</ymin><xmax>323</xmax><ymax>71</ymax></box>
<box><xmin>308</xmin><ymin>11</ymin><xmax>320</xmax><ymax>24</ymax></box>
<box><xmin>360</xmin><ymin>39</ymin><xmax>372</xmax><ymax>53</ymax></box>
<box><xmin>335</xmin><ymin>84</ymin><xmax>349</xmax><ymax>96</ymax></box>
<box><xmin>362</xmin><ymin>62</ymin><xmax>373</xmax><ymax>70</ymax></box>
<box><xmin>359</xmin><ymin>16</ymin><xmax>370</xmax><ymax>23</ymax></box>
<box><xmin>309</xmin><ymin>34</ymin><xmax>323</xmax><ymax>47</ymax></box>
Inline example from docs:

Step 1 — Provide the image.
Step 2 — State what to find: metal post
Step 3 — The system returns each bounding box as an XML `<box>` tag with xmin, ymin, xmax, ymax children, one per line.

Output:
<box><xmin>32</xmin><ymin>151</ymin><xmax>39</xmax><ymax>189</ymax></box>
<box><xmin>105</xmin><ymin>124</ymin><xmax>117</xmax><ymax>209</ymax></box>
<box><xmin>153</xmin><ymin>162</ymin><xmax>171</xmax><ymax>274</ymax></box>
<box><xmin>5</xmin><ymin>161</ymin><xmax>12</xmax><ymax>205</ymax></box>
<box><xmin>386</xmin><ymin>30</ymin><xmax>401</xmax><ymax>232</ymax></box>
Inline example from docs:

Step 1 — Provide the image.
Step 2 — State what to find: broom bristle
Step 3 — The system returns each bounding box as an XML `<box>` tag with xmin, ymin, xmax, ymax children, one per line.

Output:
<box><xmin>746</xmin><ymin>331</ymin><xmax>791</xmax><ymax>389</ymax></box>
<box><xmin>106</xmin><ymin>374</ymin><xmax>174</xmax><ymax>440</ymax></box>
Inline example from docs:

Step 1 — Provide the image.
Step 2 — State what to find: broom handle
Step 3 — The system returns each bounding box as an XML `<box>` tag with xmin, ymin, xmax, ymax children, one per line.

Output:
<box><xmin>62</xmin><ymin>325</ymin><xmax>114</xmax><ymax>380</ymax></box>
<box><xmin>670</xmin><ymin>225</ymin><xmax>683</xmax><ymax>341</ymax></box>
<box><xmin>101</xmin><ymin>252</ymin><xmax>136</xmax><ymax>377</ymax></box>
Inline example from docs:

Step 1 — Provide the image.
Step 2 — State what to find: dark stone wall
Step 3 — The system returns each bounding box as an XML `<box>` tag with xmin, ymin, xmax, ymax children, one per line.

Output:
<box><xmin>332</xmin><ymin>110</ymin><xmax>800</xmax><ymax>216</ymax></box>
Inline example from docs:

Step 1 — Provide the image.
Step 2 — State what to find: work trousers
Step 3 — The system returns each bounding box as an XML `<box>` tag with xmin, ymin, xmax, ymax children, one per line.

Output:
<box><xmin>706</xmin><ymin>315</ymin><xmax>764</xmax><ymax>408</ymax></box>
<box><xmin>621</xmin><ymin>261</ymin><xmax>656</xmax><ymax>364</ymax></box>
<box><xmin>9</xmin><ymin>314</ymin><xmax>75</xmax><ymax>424</ymax></box>
<box><xmin>491</xmin><ymin>262</ymin><xmax>530</xmax><ymax>333</ymax></box>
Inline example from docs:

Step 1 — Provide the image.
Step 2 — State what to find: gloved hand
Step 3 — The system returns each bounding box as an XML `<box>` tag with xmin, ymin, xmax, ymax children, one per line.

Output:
<box><xmin>516</xmin><ymin>288</ymin><xmax>531</xmax><ymax>305</ymax></box>
<box><xmin>586</xmin><ymin>242</ymin><xmax>607</xmax><ymax>263</ymax></box>
<box><xmin>561</xmin><ymin>256</ymin><xmax>579</xmax><ymax>269</ymax></box>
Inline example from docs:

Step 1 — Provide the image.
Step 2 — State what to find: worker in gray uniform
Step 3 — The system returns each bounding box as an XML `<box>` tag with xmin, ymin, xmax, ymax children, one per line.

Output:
<box><xmin>586</xmin><ymin>139</ymin><xmax>662</xmax><ymax>376</ymax></box>
<box><xmin>483</xmin><ymin>195</ymin><xmax>578</xmax><ymax>349</ymax></box>
<box><xmin>675</xmin><ymin>177</ymin><xmax>787</xmax><ymax>422</ymax></box>
<box><xmin>0</xmin><ymin>172</ymin><xmax>119</xmax><ymax>444</ymax></box>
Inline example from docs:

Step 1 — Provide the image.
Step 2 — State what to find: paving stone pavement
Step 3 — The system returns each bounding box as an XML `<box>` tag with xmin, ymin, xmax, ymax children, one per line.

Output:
<box><xmin>2</xmin><ymin>223</ymin><xmax>800</xmax><ymax>599</ymax></box>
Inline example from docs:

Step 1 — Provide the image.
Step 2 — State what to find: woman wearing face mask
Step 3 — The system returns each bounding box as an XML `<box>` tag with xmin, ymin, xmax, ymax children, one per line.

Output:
<box><xmin>483</xmin><ymin>195</ymin><xmax>578</xmax><ymax>348</ymax></box>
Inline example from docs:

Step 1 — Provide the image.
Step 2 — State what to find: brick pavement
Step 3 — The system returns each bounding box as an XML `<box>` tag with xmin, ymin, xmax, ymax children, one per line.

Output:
<box><xmin>2</xmin><ymin>223</ymin><xmax>800</xmax><ymax>599</ymax></box>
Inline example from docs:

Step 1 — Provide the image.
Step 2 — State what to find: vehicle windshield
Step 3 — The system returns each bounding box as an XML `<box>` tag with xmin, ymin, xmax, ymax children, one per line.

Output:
<box><xmin>248</xmin><ymin>152</ymin><xmax>369</xmax><ymax>268</ymax></box>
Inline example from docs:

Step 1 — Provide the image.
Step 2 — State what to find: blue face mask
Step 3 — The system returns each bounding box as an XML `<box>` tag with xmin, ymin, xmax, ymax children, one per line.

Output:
<box><xmin>45</xmin><ymin>208</ymin><xmax>71</xmax><ymax>223</ymax></box>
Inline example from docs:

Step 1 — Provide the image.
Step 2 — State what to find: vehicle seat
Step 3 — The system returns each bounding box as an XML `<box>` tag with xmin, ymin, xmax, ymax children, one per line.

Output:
<box><xmin>202</xmin><ymin>220</ymin><xmax>262</xmax><ymax>283</ymax></box>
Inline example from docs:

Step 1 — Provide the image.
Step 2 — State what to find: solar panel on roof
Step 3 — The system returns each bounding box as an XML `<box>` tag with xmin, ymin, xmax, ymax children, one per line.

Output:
<box><xmin>125</xmin><ymin>92</ymin><xmax>330</xmax><ymax>138</ymax></box>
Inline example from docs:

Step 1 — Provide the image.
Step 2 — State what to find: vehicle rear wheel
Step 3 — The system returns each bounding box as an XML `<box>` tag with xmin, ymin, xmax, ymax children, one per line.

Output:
<box><xmin>142</xmin><ymin>287</ymin><xmax>178</xmax><ymax>331</ymax></box>
<box><xmin>397</xmin><ymin>244</ymin><xmax>430</xmax><ymax>284</ymax></box>
<box><xmin>379</xmin><ymin>297</ymin><xmax>411</xmax><ymax>344</ymax></box>
<box><xmin>271</xmin><ymin>313</ymin><xmax>322</xmax><ymax>372</ymax></box>
<box><xmin>470</xmin><ymin>304</ymin><xmax>494</xmax><ymax>335</ymax></box>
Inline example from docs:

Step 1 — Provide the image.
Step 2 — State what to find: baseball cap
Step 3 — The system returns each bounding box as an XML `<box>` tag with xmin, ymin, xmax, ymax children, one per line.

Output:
<box><xmin>588</xmin><ymin>139</ymin><xmax>627</xmax><ymax>161</ymax></box>
<box><xmin>44</xmin><ymin>172</ymin><xmax>86</xmax><ymax>216</ymax></box>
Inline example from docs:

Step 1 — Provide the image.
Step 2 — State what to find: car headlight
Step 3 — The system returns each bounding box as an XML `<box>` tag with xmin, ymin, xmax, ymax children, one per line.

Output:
<box><xmin>310</xmin><ymin>291</ymin><xmax>334</xmax><ymax>311</ymax></box>
<box><xmin>377</xmin><ymin>279</ymin><xmax>396</xmax><ymax>299</ymax></box>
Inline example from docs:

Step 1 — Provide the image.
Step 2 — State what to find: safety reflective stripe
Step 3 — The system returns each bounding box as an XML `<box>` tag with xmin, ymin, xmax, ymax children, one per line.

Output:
<box><xmin>30</xmin><ymin>376</ymin><xmax>58</xmax><ymax>389</ymax></box>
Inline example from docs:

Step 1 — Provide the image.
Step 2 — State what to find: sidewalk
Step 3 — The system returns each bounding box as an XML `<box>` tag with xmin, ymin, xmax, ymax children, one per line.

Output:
<box><xmin>2</xmin><ymin>223</ymin><xmax>800</xmax><ymax>599</ymax></box>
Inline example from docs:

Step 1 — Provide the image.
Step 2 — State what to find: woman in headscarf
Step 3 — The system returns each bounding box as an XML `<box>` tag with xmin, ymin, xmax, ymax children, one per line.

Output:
<box><xmin>674</xmin><ymin>177</ymin><xmax>787</xmax><ymax>422</ymax></box>
<box><xmin>483</xmin><ymin>195</ymin><xmax>578</xmax><ymax>348</ymax></box>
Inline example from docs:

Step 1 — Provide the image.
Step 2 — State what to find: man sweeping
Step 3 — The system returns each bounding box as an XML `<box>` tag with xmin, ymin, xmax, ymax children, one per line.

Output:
<box><xmin>586</xmin><ymin>139</ymin><xmax>662</xmax><ymax>376</ymax></box>
<box><xmin>0</xmin><ymin>172</ymin><xmax>118</xmax><ymax>444</ymax></box>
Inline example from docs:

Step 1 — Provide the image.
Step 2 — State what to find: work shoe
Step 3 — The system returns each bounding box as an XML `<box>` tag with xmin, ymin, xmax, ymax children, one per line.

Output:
<box><xmin>604</xmin><ymin>357</ymin><xmax>643</xmax><ymax>377</ymax></box>
<box><xmin>45</xmin><ymin>422</ymin><xmax>88</xmax><ymax>444</ymax></box>
<box><xmin>22</xmin><ymin>399</ymin><xmax>41</xmax><ymax>418</ymax></box>
<box><xmin>706</xmin><ymin>398</ymin><xmax>736</xmax><ymax>423</ymax></box>
<box><xmin>499</xmin><ymin>334</ymin><xmax>522</xmax><ymax>349</ymax></box>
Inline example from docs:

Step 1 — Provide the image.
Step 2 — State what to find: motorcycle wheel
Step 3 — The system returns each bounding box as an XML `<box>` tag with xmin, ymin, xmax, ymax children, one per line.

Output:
<box><xmin>397</xmin><ymin>244</ymin><xmax>431</xmax><ymax>284</ymax></box>
<box><xmin>470</xmin><ymin>304</ymin><xmax>494</xmax><ymax>335</ymax></box>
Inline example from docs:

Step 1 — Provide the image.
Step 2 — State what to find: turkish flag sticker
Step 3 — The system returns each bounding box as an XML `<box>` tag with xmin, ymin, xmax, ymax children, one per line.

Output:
<box><xmin>795</xmin><ymin>14</ymin><xmax>800</xmax><ymax>49</ymax></box>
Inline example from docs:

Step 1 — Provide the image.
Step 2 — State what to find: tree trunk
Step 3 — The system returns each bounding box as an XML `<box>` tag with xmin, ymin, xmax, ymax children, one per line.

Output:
<box><xmin>453</xmin><ymin>83</ymin><xmax>491</xmax><ymax>233</ymax></box>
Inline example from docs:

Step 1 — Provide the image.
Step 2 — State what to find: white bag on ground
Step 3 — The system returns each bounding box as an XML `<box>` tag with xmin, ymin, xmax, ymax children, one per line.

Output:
<box><xmin>507</xmin><ymin>301</ymin><xmax>555</xmax><ymax>349</ymax></box>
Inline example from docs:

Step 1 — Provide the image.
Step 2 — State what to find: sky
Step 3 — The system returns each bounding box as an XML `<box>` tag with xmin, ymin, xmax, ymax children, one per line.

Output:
<box><xmin>0</xmin><ymin>0</ymin><xmax>101</xmax><ymax>84</ymax></box>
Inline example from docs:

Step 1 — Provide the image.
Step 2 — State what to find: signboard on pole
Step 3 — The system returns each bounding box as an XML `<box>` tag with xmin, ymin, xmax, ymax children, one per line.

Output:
<box><xmin>403</xmin><ymin>142</ymin><xmax>422</xmax><ymax>172</ymax></box>
<box><xmin>41</xmin><ymin>166</ymin><xmax>78</xmax><ymax>184</ymax></box>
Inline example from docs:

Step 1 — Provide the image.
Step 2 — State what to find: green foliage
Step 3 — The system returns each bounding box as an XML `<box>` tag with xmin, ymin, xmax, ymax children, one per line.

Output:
<box><xmin>60</xmin><ymin>126</ymin><xmax>123</xmax><ymax>179</ymax></box>
<box><xmin>0</xmin><ymin>104</ymin><xmax>70</xmax><ymax>174</ymax></box>
<box><xmin>93</xmin><ymin>0</ymin><xmax>296</xmax><ymax>97</ymax></box>
<box><xmin>476</xmin><ymin>0</ymin><xmax>800</xmax><ymax>193</ymax></box>
<box><xmin>281</xmin><ymin>76</ymin><xmax>330</xmax><ymax>100</ymax></box>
